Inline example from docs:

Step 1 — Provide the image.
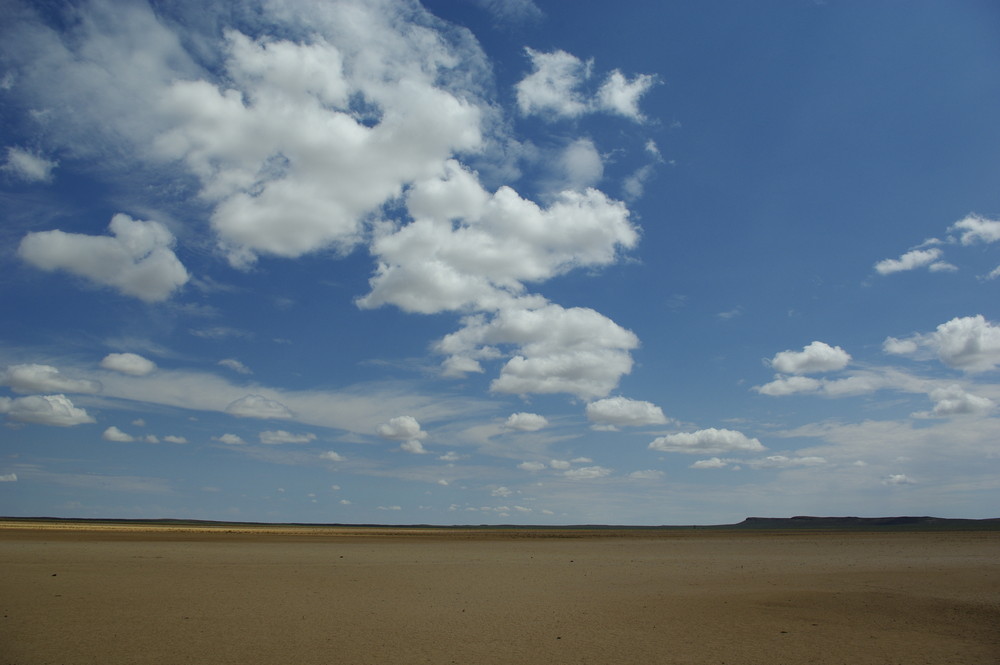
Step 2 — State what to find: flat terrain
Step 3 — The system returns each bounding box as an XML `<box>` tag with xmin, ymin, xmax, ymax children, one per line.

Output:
<box><xmin>1</xmin><ymin>522</ymin><xmax>998</xmax><ymax>664</ymax></box>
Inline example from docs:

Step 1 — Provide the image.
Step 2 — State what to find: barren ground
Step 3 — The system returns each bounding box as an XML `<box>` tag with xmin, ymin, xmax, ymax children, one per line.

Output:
<box><xmin>1</xmin><ymin>522</ymin><xmax>997</xmax><ymax>664</ymax></box>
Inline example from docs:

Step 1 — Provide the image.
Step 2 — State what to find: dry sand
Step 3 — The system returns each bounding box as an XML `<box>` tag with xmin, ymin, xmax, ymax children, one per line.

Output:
<box><xmin>1</xmin><ymin>522</ymin><xmax>997</xmax><ymax>664</ymax></box>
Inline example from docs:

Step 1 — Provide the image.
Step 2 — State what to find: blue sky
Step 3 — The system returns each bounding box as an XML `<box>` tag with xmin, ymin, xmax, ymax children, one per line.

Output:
<box><xmin>1</xmin><ymin>0</ymin><xmax>999</xmax><ymax>525</ymax></box>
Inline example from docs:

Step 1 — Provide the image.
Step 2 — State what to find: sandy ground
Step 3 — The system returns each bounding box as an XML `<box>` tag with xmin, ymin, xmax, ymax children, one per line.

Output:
<box><xmin>1</xmin><ymin>523</ymin><xmax>997</xmax><ymax>665</ymax></box>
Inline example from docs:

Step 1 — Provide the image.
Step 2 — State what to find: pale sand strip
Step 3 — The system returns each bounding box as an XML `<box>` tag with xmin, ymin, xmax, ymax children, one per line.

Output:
<box><xmin>1</xmin><ymin>526</ymin><xmax>997</xmax><ymax>664</ymax></box>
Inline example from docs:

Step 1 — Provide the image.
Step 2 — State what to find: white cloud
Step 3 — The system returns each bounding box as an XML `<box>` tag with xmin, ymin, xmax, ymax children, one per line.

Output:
<box><xmin>376</xmin><ymin>415</ymin><xmax>428</xmax><ymax>441</ymax></box>
<box><xmin>949</xmin><ymin>214</ymin><xmax>1000</xmax><ymax>245</ymax></box>
<box><xmin>505</xmin><ymin>412</ymin><xmax>548</xmax><ymax>431</ymax></box>
<box><xmin>156</xmin><ymin>12</ymin><xmax>485</xmax><ymax>267</ymax></box>
<box><xmin>770</xmin><ymin>341</ymin><xmax>851</xmax><ymax>375</ymax></box>
<box><xmin>0</xmin><ymin>473</ymin><xmax>17</xmax><ymax>482</ymax></box>
<box><xmin>259</xmin><ymin>430</ymin><xmax>316</xmax><ymax>444</ymax></box>
<box><xmin>214</xmin><ymin>433</ymin><xmax>246</xmax><ymax>445</ymax></box>
<box><xmin>754</xmin><ymin>375</ymin><xmax>823</xmax><ymax>396</ymax></box>
<box><xmin>471</xmin><ymin>0</ymin><xmax>543</xmax><ymax>24</ymax></box>
<box><xmin>886</xmin><ymin>315</ymin><xmax>1000</xmax><ymax>373</ymax></box>
<box><xmin>436</xmin><ymin>302</ymin><xmax>638</xmax><ymax>400</ymax></box>
<box><xmin>516</xmin><ymin>48</ymin><xmax>654</xmax><ymax>122</ymax></box>
<box><xmin>563</xmin><ymin>465</ymin><xmax>612</xmax><ymax>479</ymax></box>
<box><xmin>163</xmin><ymin>435</ymin><xmax>188</xmax><ymax>444</ymax></box>
<box><xmin>518</xmin><ymin>461</ymin><xmax>546</xmax><ymax>472</ymax></box>
<box><xmin>1</xmin><ymin>363</ymin><xmax>100</xmax><ymax>394</ymax></box>
<box><xmin>320</xmin><ymin>451</ymin><xmax>345</xmax><ymax>462</ymax></box>
<box><xmin>515</xmin><ymin>48</ymin><xmax>590</xmax><ymax>118</ymax></box>
<box><xmin>883</xmin><ymin>473</ymin><xmax>915</xmax><ymax>486</ymax></box>
<box><xmin>913</xmin><ymin>385</ymin><xmax>994</xmax><ymax>418</ymax></box>
<box><xmin>360</xmin><ymin>162</ymin><xmax>638</xmax><ymax>315</ymax></box>
<box><xmin>219</xmin><ymin>358</ymin><xmax>252</xmax><ymax>375</ymax></box>
<box><xmin>690</xmin><ymin>457</ymin><xmax>729</xmax><ymax>469</ymax></box>
<box><xmin>400</xmin><ymin>440</ymin><xmax>429</xmax><ymax>454</ymax></box>
<box><xmin>586</xmin><ymin>396</ymin><xmax>668</xmax><ymax>429</ymax></box>
<box><xmin>649</xmin><ymin>428</ymin><xmax>765</xmax><ymax>455</ymax></box>
<box><xmin>3</xmin><ymin>146</ymin><xmax>57</xmax><ymax>182</ymax></box>
<box><xmin>102</xmin><ymin>426</ymin><xmax>135</xmax><ymax>442</ymax></box>
<box><xmin>560</xmin><ymin>138</ymin><xmax>603</xmax><ymax>190</ymax></box>
<box><xmin>19</xmin><ymin>214</ymin><xmax>189</xmax><ymax>302</ymax></box>
<box><xmin>755</xmin><ymin>367</ymin><xmax>930</xmax><ymax>399</ymax></box>
<box><xmin>0</xmin><ymin>394</ymin><xmax>95</xmax><ymax>426</ymax></box>
<box><xmin>596</xmin><ymin>70</ymin><xmax>656</xmax><ymax>121</ymax></box>
<box><xmin>359</xmin><ymin>159</ymin><xmax>640</xmax><ymax>399</ymax></box>
<box><xmin>883</xmin><ymin>336</ymin><xmax>920</xmax><ymax>356</ymax></box>
<box><xmin>225</xmin><ymin>394</ymin><xmax>294</xmax><ymax>419</ymax></box>
<box><xmin>746</xmin><ymin>455</ymin><xmax>826</xmax><ymax>469</ymax></box>
<box><xmin>622</xmin><ymin>164</ymin><xmax>655</xmax><ymax>200</ymax></box>
<box><xmin>491</xmin><ymin>486</ymin><xmax>513</xmax><ymax>497</ymax></box>
<box><xmin>100</xmin><ymin>352</ymin><xmax>156</xmax><ymax>376</ymax></box>
<box><xmin>628</xmin><ymin>469</ymin><xmax>664</xmax><ymax>480</ymax></box>
<box><xmin>549</xmin><ymin>459</ymin><xmax>571</xmax><ymax>470</ymax></box>
<box><xmin>874</xmin><ymin>247</ymin><xmax>947</xmax><ymax>275</ymax></box>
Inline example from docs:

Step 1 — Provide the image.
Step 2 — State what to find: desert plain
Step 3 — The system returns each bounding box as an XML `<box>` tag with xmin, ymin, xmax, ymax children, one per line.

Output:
<box><xmin>0</xmin><ymin>521</ymin><xmax>997</xmax><ymax>665</ymax></box>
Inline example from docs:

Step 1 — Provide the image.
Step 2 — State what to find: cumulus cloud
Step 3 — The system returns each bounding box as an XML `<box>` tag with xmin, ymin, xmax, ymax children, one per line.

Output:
<box><xmin>516</xmin><ymin>48</ymin><xmax>654</xmax><ymax>121</ymax></box>
<box><xmin>0</xmin><ymin>394</ymin><xmax>95</xmax><ymax>426</ymax></box>
<box><xmin>259</xmin><ymin>430</ymin><xmax>316</xmax><ymax>444</ymax></box>
<box><xmin>693</xmin><ymin>455</ymin><xmax>825</xmax><ymax>470</ymax></box>
<box><xmin>563</xmin><ymin>465</ymin><xmax>612</xmax><ymax>479</ymax></box>
<box><xmin>628</xmin><ymin>469</ymin><xmax>664</xmax><ymax>480</ymax></box>
<box><xmin>0</xmin><ymin>473</ymin><xmax>17</xmax><ymax>482</ymax></box>
<box><xmin>219</xmin><ymin>358</ymin><xmax>252</xmax><ymax>375</ymax></box>
<box><xmin>471</xmin><ymin>0</ymin><xmax>543</xmax><ymax>23</ymax></box>
<box><xmin>225</xmin><ymin>394</ymin><xmax>294</xmax><ymax>419</ymax></box>
<box><xmin>435</xmin><ymin>302</ymin><xmax>638</xmax><ymax>400</ymax></box>
<box><xmin>6</xmin><ymin>1</ymin><xmax>651</xmax><ymax>410</ymax></box>
<box><xmin>100</xmin><ymin>352</ymin><xmax>156</xmax><ymax>376</ymax></box>
<box><xmin>649</xmin><ymin>428</ymin><xmax>765</xmax><ymax>455</ymax></box>
<box><xmin>586</xmin><ymin>396</ymin><xmax>668</xmax><ymax>429</ymax></box>
<box><xmin>559</xmin><ymin>138</ymin><xmax>603</xmax><ymax>190</ymax></box>
<box><xmin>754</xmin><ymin>375</ymin><xmax>823</xmax><ymax>396</ymax></box>
<box><xmin>360</xmin><ymin>162</ymin><xmax>638</xmax><ymax>315</ymax></box>
<box><xmin>356</xmin><ymin>157</ymin><xmax>640</xmax><ymax>399</ymax></box>
<box><xmin>883</xmin><ymin>473</ymin><xmax>915</xmax><ymax>486</ymax></box>
<box><xmin>518</xmin><ymin>461</ymin><xmax>546</xmax><ymax>472</ymax></box>
<box><xmin>596</xmin><ymin>70</ymin><xmax>657</xmax><ymax>121</ymax></box>
<box><xmin>949</xmin><ymin>214</ymin><xmax>1000</xmax><ymax>245</ymax></box>
<box><xmin>3</xmin><ymin>146</ymin><xmax>57</xmax><ymax>182</ymax></box>
<box><xmin>690</xmin><ymin>457</ymin><xmax>729</xmax><ymax>469</ymax></box>
<box><xmin>755</xmin><ymin>367</ymin><xmax>929</xmax><ymax>398</ymax></box>
<box><xmin>746</xmin><ymin>455</ymin><xmax>826</xmax><ymax>469</ymax></box>
<box><xmin>874</xmin><ymin>248</ymin><xmax>954</xmax><ymax>275</ymax></box>
<box><xmin>769</xmin><ymin>341</ymin><xmax>851</xmax><ymax>375</ymax></box>
<box><xmin>163</xmin><ymin>435</ymin><xmax>188</xmax><ymax>444</ymax></box>
<box><xmin>885</xmin><ymin>315</ymin><xmax>1000</xmax><ymax>373</ymax></box>
<box><xmin>19</xmin><ymin>214</ymin><xmax>189</xmax><ymax>302</ymax></box>
<box><xmin>1</xmin><ymin>364</ymin><xmax>100</xmax><ymax>394</ymax></box>
<box><xmin>515</xmin><ymin>48</ymin><xmax>591</xmax><ymax>118</ymax></box>
<box><xmin>913</xmin><ymin>385</ymin><xmax>994</xmax><ymax>418</ymax></box>
<box><xmin>102</xmin><ymin>426</ymin><xmax>135</xmax><ymax>442</ymax></box>
<box><xmin>319</xmin><ymin>450</ymin><xmax>345</xmax><ymax>462</ymax></box>
<box><xmin>155</xmin><ymin>9</ymin><xmax>486</xmax><ymax>267</ymax></box>
<box><xmin>505</xmin><ymin>412</ymin><xmax>548</xmax><ymax>431</ymax></box>
<box><xmin>214</xmin><ymin>433</ymin><xmax>246</xmax><ymax>445</ymax></box>
<box><xmin>376</xmin><ymin>415</ymin><xmax>427</xmax><ymax>441</ymax></box>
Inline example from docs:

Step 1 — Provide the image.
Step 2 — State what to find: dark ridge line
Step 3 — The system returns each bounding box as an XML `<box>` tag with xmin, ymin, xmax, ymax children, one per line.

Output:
<box><xmin>2</xmin><ymin>515</ymin><xmax>999</xmax><ymax>531</ymax></box>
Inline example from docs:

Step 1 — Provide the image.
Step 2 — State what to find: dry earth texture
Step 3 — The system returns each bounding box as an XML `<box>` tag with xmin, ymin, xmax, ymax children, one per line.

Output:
<box><xmin>1</xmin><ymin>521</ymin><xmax>997</xmax><ymax>664</ymax></box>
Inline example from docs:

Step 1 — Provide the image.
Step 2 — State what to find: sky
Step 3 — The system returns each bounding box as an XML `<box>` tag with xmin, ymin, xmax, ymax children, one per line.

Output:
<box><xmin>1</xmin><ymin>0</ymin><xmax>999</xmax><ymax>525</ymax></box>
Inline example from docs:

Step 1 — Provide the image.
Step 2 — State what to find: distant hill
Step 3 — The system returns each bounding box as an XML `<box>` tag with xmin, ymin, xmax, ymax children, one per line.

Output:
<box><xmin>729</xmin><ymin>516</ymin><xmax>1000</xmax><ymax>531</ymax></box>
<box><xmin>1</xmin><ymin>515</ymin><xmax>998</xmax><ymax>531</ymax></box>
